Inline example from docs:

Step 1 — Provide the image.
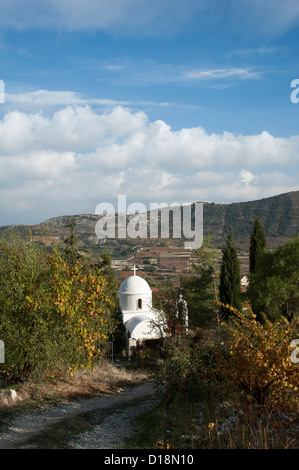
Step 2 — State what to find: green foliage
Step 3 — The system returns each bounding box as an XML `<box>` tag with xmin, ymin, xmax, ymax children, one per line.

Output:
<box><xmin>180</xmin><ymin>235</ymin><xmax>220</xmax><ymax>328</ymax></box>
<box><xmin>248</xmin><ymin>236</ymin><xmax>299</xmax><ymax>322</ymax></box>
<box><xmin>153</xmin><ymin>280</ymin><xmax>186</xmax><ymax>337</ymax></box>
<box><xmin>151</xmin><ymin>234</ymin><xmax>299</xmax><ymax>447</ymax></box>
<box><xmin>0</xmin><ymin>231</ymin><xmax>116</xmax><ymax>383</ymax></box>
<box><xmin>154</xmin><ymin>300</ymin><xmax>299</xmax><ymax>410</ymax></box>
<box><xmin>97</xmin><ymin>251</ymin><xmax>127</xmax><ymax>354</ymax></box>
<box><xmin>153</xmin><ymin>336</ymin><xmax>200</xmax><ymax>399</ymax></box>
<box><xmin>218</xmin><ymin>233</ymin><xmax>242</xmax><ymax>318</ymax></box>
<box><xmin>153</xmin><ymin>328</ymin><xmax>222</xmax><ymax>405</ymax></box>
<box><xmin>249</xmin><ymin>216</ymin><xmax>267</xmax><ymax>274</ymax></box>
<box><xmin>199</xmin><ymin>192</ymin><xmax>296</xmax><ymax>246</ymax></box>
<box><xmin>0</xmin><ymin>232</ymin><xmax>62</xmax><ymax>382</ymax></box>
<box><xmin>97</xmin><ymin>251</ymin><xmax>119</xmax><ymax>306</ymax></box>
<box><xmin>50</xmin><ymin>251</ymin><xmax>115</xmax><ymax>374</ymax></box>
<box><xmin>215</xmin><ymin>302</ymin><xmax>299</xmax><ymax>406</ymax></box>
<box><xmin>61</xmin><ymin>218</ymin><xmax>83</xmax><ymax>265</ymax></box>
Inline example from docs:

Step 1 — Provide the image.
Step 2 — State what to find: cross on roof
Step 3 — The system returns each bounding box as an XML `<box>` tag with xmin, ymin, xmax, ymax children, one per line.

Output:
<box><xmin>132</xmin><ymin>265</ymin><xmax>138</xmax><ymax>276</ymax></box>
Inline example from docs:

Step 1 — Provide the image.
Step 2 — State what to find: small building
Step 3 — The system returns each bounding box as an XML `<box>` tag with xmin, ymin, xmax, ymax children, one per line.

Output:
<box><xmin>241</xmin><ymin>275</ymin><xmax>249</xmax><ymax>291</ymax></box>
<box><xmin>118</xmin><ymin>267</ymin><xmax>163</xmax><ymax>343</ymax></box>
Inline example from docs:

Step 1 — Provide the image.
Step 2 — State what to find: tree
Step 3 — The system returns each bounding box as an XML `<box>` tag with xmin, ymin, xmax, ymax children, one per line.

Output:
<box><xmin>215</xmin><ymin>302</ymin><xmax>299</xmax><ymax>405</ymax></box>
<box><xmin>180</xmin><ymin>235</ymin><xmax>220</xmax><ymax>327</ymax></box>
<box><xmin>0</xmin><ymin>231</ymin><xmax>60</xmax><ymax>382</ymax></box>
<box><xmin>249</xmin><ymin>216</ymin><xmax>266</xmax><ymax>274</ymax></box>
<box><xmin>62</xmin><ymin>218</ymin><xmax>83</xmax><ymax>265</ymax></box>
<box><xmin>153</xmin><ymin>280</ymin><xmax>185</xmax><ymax>337</ymax></box>
<box><xmin>0</xmin><ymin>231</ymin><xmax>116</xmax><ymax>382</ymax></box>
<box><xmin>97</xmin><ymin>251</ymin><xmax>118</xmax><ymax>303</ymax></box>
<box><xmin>50</xmin><ymin>252</ymin><xmax>115</xmax><ymax>373</ymax></box>
<box><xmin>97</xmin><ymin>251</ymin><xmax>126</xmax><ymax>356</ymax></box>
<box><xmin>248</xmin><ymin>236</ymin><xmax>299</xmax><ymax>322</ymax></box>
<box><xmin>218</xmin><ymin>233</ymin><xmax>242</xmax><ymax>319</ymax></box>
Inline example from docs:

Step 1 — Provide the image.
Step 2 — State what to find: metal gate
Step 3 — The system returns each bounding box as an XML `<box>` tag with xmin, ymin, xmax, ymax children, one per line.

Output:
<box><xmin>100</xmin><ymin>341</ymin><xmax>114</xmax><ymax>362</ymax></box>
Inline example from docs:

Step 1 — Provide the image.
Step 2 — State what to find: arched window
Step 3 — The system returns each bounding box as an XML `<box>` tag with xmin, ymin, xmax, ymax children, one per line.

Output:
<box><xmin>137</xmin><ymin>298</ymin><xmax>142</xmax><ymax>309</ymax></box>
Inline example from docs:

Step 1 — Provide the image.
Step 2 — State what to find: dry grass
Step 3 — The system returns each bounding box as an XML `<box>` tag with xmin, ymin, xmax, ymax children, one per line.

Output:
<box><xmin>202</xmin><ymin>398</ymin><xmax>299</xmax><ymax>449</ymax></box>
<box><xmin>0</xmin><ymin>359</ymin><xmax>148</xmax><ymax>410</ymax></box>
<box><xmin>130</xmin><ymin>388</ymin><xmax>299</xmax><ymax>450</ymax></box>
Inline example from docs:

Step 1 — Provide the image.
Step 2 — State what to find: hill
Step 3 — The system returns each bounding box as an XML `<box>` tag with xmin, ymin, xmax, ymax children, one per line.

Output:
<box><xmin>200</xmin><ymin>190</ymin><xmax>299</xmax><ymax>250</ymax></box>
<box><xmin>0</xmin><ymin>191</ymin><xmax>298</xmax><ymax>281</ymax></box>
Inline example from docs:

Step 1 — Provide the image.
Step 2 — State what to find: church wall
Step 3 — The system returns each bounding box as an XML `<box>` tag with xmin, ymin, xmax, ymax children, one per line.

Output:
<box><xmin>119</xmin><ymin>293</ymin><xmax>152</xmax><ymax>312</ymax></box>
<box><xmin>118</xmin><ymin>273</ymin><xmax>163</xmax><ymax>343</ymax></box>
<box><xmin>123</xmin><ymin>309</ymin><xmax>157</xmax><ymax>324</ymax></box>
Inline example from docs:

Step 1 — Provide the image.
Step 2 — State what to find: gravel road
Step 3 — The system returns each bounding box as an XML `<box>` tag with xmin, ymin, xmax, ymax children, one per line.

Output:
<box><xmin>0</xmin><ymin>381</ymin><xmax>159</xmax><ymax>449</ymax></box>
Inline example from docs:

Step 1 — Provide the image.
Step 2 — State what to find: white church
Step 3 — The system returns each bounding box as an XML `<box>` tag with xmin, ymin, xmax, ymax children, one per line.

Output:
<box><xmin>118</xmin><ymin>266</ymin><xmax>164</xmax><ymax>343</ymax></box>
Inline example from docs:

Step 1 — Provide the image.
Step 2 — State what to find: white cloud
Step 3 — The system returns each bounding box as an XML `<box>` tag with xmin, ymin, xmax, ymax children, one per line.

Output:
<box><xmin>239</xmin><ymin>170</ymin><xmax>256</xmax><ymax>185</ymax></box>
<box><xmin>227</xmin><ymin>46</ymin><xmax>287</xmax><ymax>59</ymax></box>
<box><xmin>235</xmin><ymin>0</ymin><xmax>299</xmax><ymax>36</ymax></box>
<box><xmin>4</xmin><ymin>90</ymin><xmax>173</xmax><ymax>113</ymax></box>
<box><xmin>0</xmin><ymin>0</ymin><xmax>298</xmax><ymax>37</ymax></box>
<box><xmin>0</xmin><ymin>98</ymin><xmax>298</xmax><ymax>224</ymax></box>
<box><xmin>5</xmin><ymin>90</ymin><xmax>131</xmax><ymax>112</ymax></box>
<box><xmin>0</xmin><ymin>0</ymin><xmax>209</xmax><ymax>36</ymax></box>
<box><xmin>182</xmin><ymin>68</ymin><xmax>262</xmax><ymax>81</ymax></box>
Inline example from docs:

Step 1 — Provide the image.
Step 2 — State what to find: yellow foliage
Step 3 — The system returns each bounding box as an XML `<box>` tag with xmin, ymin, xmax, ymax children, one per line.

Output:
<box><xmin>215</xmin><ymin>301</ymin><xmax>299</xmax><ymax>405</ymax></box>
<box><xmin>49</xmin><ymin>253</ymin><xmax>115</xmax><ymax>373</ymax></box>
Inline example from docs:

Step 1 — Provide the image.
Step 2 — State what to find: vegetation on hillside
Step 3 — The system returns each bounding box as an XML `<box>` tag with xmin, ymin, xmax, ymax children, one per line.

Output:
<box><xmin>0</xmin><ymin>227</ymin><xmax>121</xmax><ymax>384</ymax></box>
<box><xmin>249</xmin><ymin>215</ymin><xmax>267</xmax><ymax>274</ymax></box>
<box><xmin>0</xmin><ymin>213</ymin><xmax>298</xmax><ymax>450</ymax></box>
<box><xmin>201</xmin><ymin>191</ymin><xmax>298</xmax><ymax>246</ymax></box>
<box><xmin>0</xmin><ymin>191</ymin><xmax>298</xmax><ymax>262</ymax></box>
<box><xmin>180</xmin><ymin>235</ymin><xmax>219</xmax><ymax>328</ymax></box>
<box><xmin>247</xmin><ymin>236</ymin><xmax>299</xmax><ymax>322</ymax></box>
<box><xmin>218</xmin><ymin>233</ymin><xmax>242</xmax><ymax>318</ymax></box>
<box><xmin>132</xmin><ymin>221</ymin><xmax>299</xmax><ymax>449</ymax></box>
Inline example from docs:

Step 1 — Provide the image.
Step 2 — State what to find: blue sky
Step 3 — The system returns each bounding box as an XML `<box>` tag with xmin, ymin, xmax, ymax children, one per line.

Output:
<box><xmin>0</xmin><ymin>0</ymin><xmax>298</xmax><ymax>225</ymax></box>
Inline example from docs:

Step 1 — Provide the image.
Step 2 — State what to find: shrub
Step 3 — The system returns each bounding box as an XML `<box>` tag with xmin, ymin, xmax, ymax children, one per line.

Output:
<box><xmin>153</xmin><ymin>333</ymin><xmax>218</xmax><ymax>401</ymax></box>
<box><xmin>0</xmin><ymin>232</ymin><xmax>61</xmax><ymax>382</ymax></box>
<box><xmin>153</xmin><ymin>337</ymin><xmax>195</xmax><ymax>398</ymax></box>
<box><xmin>0</xmin><ymin>232</ymin><xmax>115</xmax><ymax>383</ymax></box>
<box><xmin>49</xmin><ymin>250</ymin><xmax>115</xmax><ymax>374</ymax></box>
<box><xmin>215</xmin><ymin>302</ymin><xmax>299</xmax><ymax>406</ymax></box>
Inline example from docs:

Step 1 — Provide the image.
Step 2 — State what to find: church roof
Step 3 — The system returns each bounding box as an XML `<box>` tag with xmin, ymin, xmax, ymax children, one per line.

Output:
<box><xmin>118</xmin><ymin>274</ymin><xmax>152</xmax><ymax>295</ymax></box>
<box><xmin>124</xmin><ymin>314</ymin><xmax>155</xmax><ymax>339</ymax></box>
<box><xmin>124</xmin><ymin>314</ymin><xmax>150</xmax><ymax>331</ymax></box>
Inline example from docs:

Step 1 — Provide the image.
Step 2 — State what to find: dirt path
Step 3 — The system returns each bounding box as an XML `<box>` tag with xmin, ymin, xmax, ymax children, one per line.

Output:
<box><xmin>0</xmin><ymin>381</ymin><xmax>159</xmax><ymax>449</ymax></box>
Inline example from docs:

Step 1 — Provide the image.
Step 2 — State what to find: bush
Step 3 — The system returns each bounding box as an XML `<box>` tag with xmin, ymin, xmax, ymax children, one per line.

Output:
<box><xmin>49</xmin><ymin>251</ymin><xmax>115</xmax><ymax>374</ymax></box>
<box><xmin>0</xmin><ymin>232</ymin><xmax>61</xmax><ymax>382</ymax></box>
<box><xmin>0</xmin><ymin>232</ymin><xmax>115</xmax><ymax>383</ymax></box>
<box><xmin>215</xmin><ymin>302</ymin><xmax>299</xmax><ymax>406</ymax></box>
<box><xmin>153</xmin><ymin>333</ymin><xmax>218</xmax><ymax>401</ymax></box>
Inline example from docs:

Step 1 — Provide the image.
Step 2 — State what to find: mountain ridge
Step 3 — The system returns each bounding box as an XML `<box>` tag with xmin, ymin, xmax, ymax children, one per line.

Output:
<box><xmin>0</xmin><ymin>191</ymin><xmax>298</xmax><ymax>261</ymax></box>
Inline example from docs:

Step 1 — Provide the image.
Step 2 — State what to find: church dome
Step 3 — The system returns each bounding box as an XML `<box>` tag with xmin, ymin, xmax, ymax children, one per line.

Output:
<box><xmin>118</xmin><ymin>269</ymin><xmax>163</xmax><ymax>343</ymax></box>
<box><xmin>118</xmin><ymin>275</ymin><xmax>152</xmax><ymax>295</ymax></box>
<box><xmin>118</xmin><ymin>272</ymin><xmax>152</xmax><ymax>314</ymax></box>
